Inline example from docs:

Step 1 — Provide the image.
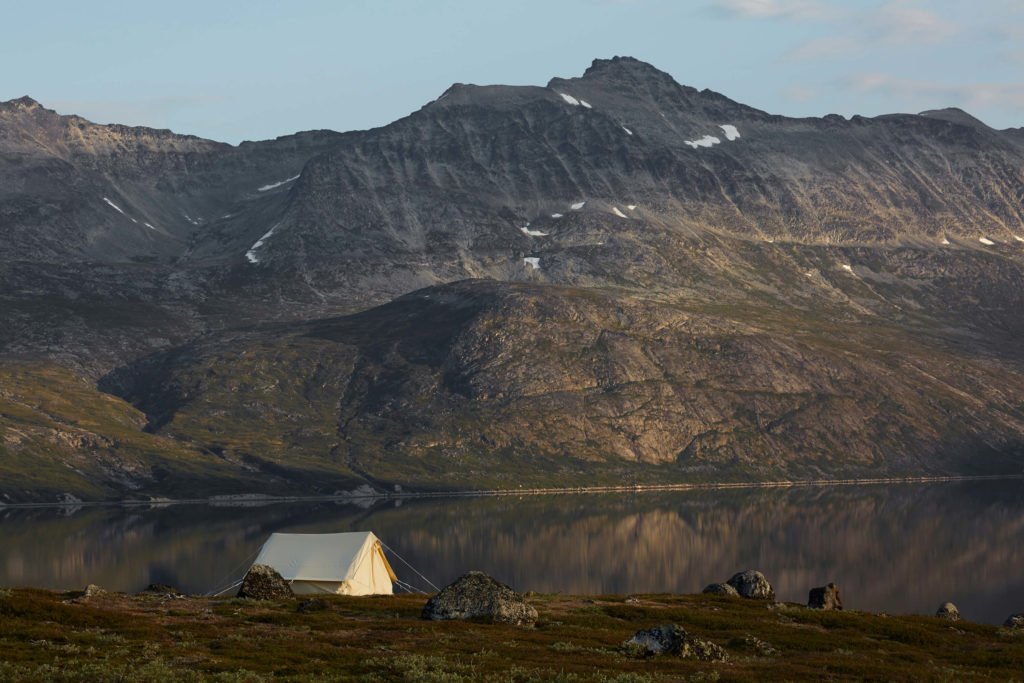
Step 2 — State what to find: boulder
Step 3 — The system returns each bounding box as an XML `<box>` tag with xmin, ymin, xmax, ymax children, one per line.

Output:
<box><xmin>237</xmin><ymin>564</ymin><xmax>294</xmax><ymax>601</ymax></box>
<box><xmin>82</xmin><ymin>584</ymin><xmax>105</xmax><ymax>599</ymax></box>
<box><xmin>726</xmin><ymin>570</ymin><xmax>775</xmax><ymax>600</ymax></box>
<box><xmin>808</xmin><ymin>583</ymin><xmax>842</xmax><ymax>610</ymax></box>
<box><xmin>936</xmin><ymin>602</ymin><xmax>960</xmax><ymax>621</ymax></box>
<box><xmin>702</xmin><ymin>582</ymin><xmax>739</xmax><ymax>597</ymax></box>
<box><xmin>1003</xmin><ymin>613</ymin><xmax>1024</xmax><ymax>628</ymax></box>
<box><xmin>421</xmin><ymin>571</ymin><xmax>537</xmax><ymax>626</ymax></box>
<box><xmin>624</xmin><ymin>624</ymin><xmax>728</xmax><ymax>662</ymax></box>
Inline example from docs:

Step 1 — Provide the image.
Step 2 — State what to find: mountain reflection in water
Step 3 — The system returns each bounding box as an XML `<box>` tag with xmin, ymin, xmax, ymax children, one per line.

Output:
<box><xmin>2</xmin><ymin>480</ymin><xmax>1022</xmax><ymax>624</ymax></box>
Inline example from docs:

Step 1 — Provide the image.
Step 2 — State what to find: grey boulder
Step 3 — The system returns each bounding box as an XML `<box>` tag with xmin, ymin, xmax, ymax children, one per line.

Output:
<box><xmin>726</xmin><ymin>570</ymin><xmax>776</xmax><ymax>600</ymax></box>
<box><xmin>624</xmin><ymin>624</ymin><xmax>728</xmax><ymax>661</ymax></box>
<box><xmin>421</xmin><ymin>571</ymin><xmax>537</xmax><ymax>626</ymax></box>
<box><xmin>1003</xmin><ymin>613</ymin><xmax>1024</xmax><ymax>628</ymax></box>
<box><xmin>808</xmin><ymin>583</ymin><xmax>842</xmax><ymax>610</ymax></box>
<box><xmin>702</xmin><ymin>582</ymin><xmax>739</xmax><ymax>597</ymax></box>
<box><xmin>936</xmin><ymin>602</ymin><xmax>960</xmax><ymax>621</ymax></box>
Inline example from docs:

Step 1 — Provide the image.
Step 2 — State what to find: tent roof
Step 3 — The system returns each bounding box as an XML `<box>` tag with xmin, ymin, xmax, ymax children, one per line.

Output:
<box><xmin>253</xmin><ymin>531</ymin><xmax>397</xmax><ymax>583</ymax></box>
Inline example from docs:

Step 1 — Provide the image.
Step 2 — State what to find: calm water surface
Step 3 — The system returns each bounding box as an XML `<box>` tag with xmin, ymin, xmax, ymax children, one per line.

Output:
<box><xmin>2</xmin><ymin>480</ymin><xmax>1022</xmax><ymax>624</ymax></box>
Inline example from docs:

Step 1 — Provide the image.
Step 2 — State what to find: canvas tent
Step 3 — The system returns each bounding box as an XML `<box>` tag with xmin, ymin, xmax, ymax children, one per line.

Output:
<box><xmin>252</xmin><ymin>531</ymin><xmax>398</xmax><ymax>595</ymax></box>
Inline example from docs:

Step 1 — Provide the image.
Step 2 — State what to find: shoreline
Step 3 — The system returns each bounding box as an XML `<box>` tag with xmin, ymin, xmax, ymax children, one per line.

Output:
<box><xmin>3</xmin><ymin>472</ymin><xmax>1020</xmax><ymax>510</ymax></box>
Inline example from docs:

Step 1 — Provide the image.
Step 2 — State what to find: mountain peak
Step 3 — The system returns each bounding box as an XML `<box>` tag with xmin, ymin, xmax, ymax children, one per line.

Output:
<box><xmin>1</xmin><ymin>95</ymin><xmax>43</xmax><ymax>111</ymax></box>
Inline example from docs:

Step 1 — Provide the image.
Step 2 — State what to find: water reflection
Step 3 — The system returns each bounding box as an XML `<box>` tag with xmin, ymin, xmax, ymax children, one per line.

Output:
<box><xmin>2</xmin><ymin>480</ymin><xmax>1022</xmax><ymax>624</ymax></box>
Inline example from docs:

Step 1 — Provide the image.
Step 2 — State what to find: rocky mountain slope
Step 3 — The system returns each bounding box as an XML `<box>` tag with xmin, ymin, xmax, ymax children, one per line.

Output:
<box><xmin>1</xmin><ymin>57</ymin><xmax>1023</xmax><ymax>501</ymax></box>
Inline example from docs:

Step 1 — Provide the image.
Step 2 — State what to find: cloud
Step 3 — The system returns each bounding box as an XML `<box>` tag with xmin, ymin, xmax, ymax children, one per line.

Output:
<box><xmin>781</xmin><ymin>36</ymin><xmax>863</xmax><ymax>62</ymax></box>
<box><xmin>710</xmin><ymin>0</ymin><xmax>838</xmax><ymax>21</ymax></box>
<box><xmin>871</xmin><ymin>0</ymin><xmax>958</xmax><ymax>44</ymax></box>
<box><xmin>843</xmin><ymin>72</ymin><xmax>1024</xmax><ymax>112</ymax></box>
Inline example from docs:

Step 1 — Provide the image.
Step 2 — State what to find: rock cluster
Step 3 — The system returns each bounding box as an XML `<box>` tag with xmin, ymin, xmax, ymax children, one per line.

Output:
<box><xmin>808</xmin><ymin>583</ymin><xmax>842</xmax><ymax>610</ymax></box>
<box><xmin>624</xmin><ymin>624</ymin><xmax>728</xmax><ymax>662</ymax></box>
<box><xmin>422</xmin><ymin>571</ymin><xmax>537</xmax><ymax>626</ymax></box>
<box><xmin>237</xmin><ymin>564</ymin><xmax>294</xmax><ymax>601</ymax></box>
<box><xmin>936</xmin><ymin>602</ymin><xmax>960</xmax><ymax>621</ymax></box>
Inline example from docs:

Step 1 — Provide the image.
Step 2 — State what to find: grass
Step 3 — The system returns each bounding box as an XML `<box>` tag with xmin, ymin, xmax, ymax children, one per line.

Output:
<box><xmin>1</xmin><ymin>588</ymin><xmax>1022</xmax><ymax>681</ymax></box>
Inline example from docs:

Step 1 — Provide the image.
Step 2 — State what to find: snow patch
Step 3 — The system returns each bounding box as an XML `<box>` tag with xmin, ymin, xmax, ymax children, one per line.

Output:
<box><xmin>183</xmin><ymin>213</ymin><xmax>200</xmax><ymax>226</ymax></box>
<box><xmin>941</xmin><ymin>238</ymin><xmax>951</xmax><ymax>245</ymax></box>
<box><xmin>1015</xmin><ymin>236</ymin><xmax>1024</xmax><ymax>242</ymax></box>
<box><xmin>570</xmin><ymin>201</ymin><xmax>586</xmax><ymax>210</ymax></box>
<box><xmin>979</xmin><ymin>237</ymin><xmax>996</xmax><ymax>246</ymax></box>
<box><xmin>719</xmin><ymin>124</ymin><xmax>740</xmax><ymax>141</ymax></box>
<box><xmin>257</xmin><ymin>175</ymin><xmax>300</xmax><ymax>192</ymax></box>
<box><xmin>559</xmin><ymin>93</ymin><xmax>580</xmax><ymax>106</ymax></box>
<box><xmin>144</xmin><ymin>223</ymin><xmax>156</xmax><ymax>230</ymax></box>
<box><xmin>580</xmin><ymin>99</ymin><xmax>592</xmax><ymax>109</ymax></box>
<box><xmin>551</xmin><ymin>213</ymin><xmax>563</xmax><ymax>218</ymax></box>
<box><xmin>102</xmin><ymin>197</ymin><xmax>126</xmax><ymax>215</ymax></box>
<box><xmin>524</xmin><ymin>257</ymin><xmax>540</xmax><ymax>270</ymax></box>
<box><xmin>685</xmin><ymin>135</ymin><xmax>721</xmax><ymax>149</ymax></box>
<box><xmin>841</xmin><ymin>264</ymin><xmax>853</xmax><ymax>272</ymax></box>
<box><xmin>622</xmin><ymin>126</ymin><xmax>633</xmax><ymax>135</ymax></box>
<box><xmin>627</xmin><ymin>205</ymin><xmax>636</xmax><ymax>211</ymax></box>
<box><xmin>612</xmin><ymin>207</ymin><xmax>627</xmax><ymax>218</ymax></box>
<box><xmin>245</xmin><ymin>223</ymin><xmax>281</xmax><ymax>264</ymax></box>
<box><xmin>521</xmin><ymin>226</ymin><xmax>549</xmax><ymax>237</ymax></box>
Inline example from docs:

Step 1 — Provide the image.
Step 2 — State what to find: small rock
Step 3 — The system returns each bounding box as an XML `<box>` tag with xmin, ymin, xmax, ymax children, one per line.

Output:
<box><xmin>138</xmin><ymin>583</ymin><xmax>182</xmax><ymax>596</ymax></box>
<box><xmin>743</xmin><ymin>633</ymin><xmax>776</xmax><ymax>656</ymax></box>
<box><xmin>421</xmin><ymin>571</ymin><xmax>537</xmax><ymax>626</ymax></box>
<box><xmin>1003</xmin><ymin>613</ymin><xmax>1024</xmax><ymax>628</ymax></box>
<box><xmin>624</xmin><ymin>596</ymin><xmax>640</xmax><ymax>604</ymax></box>
<box><xmin>936</xmin><ymin>602</ymin><xmax>960</xmax><ymax>621</ymax></box>
<box><xmin>726</xmin><ymin>570</ymin><xmax>775</xmax><ymax>600</ymax></box>
<box><xmin>297</xmin><ymin>598</ymin><xmax>329</xmax><ymax>614</ymax></box>
<box><xmin>82</xmin><ymin>584</ymin><xmax>105</xmax><ymax>599</ymax></box>
<box><xmin>808</xmin><ymin>583</ymin><xmax>842</xmax><ymax>610</ymax></box>
<box><xmin>624</xmin><ymin>624</ymin><xmax>728</xmax><ymax>662</ymax></box>
<box><xmin>237</xmin><ymin>564</ymin><xmax>294</xmax><ymax>601</ymax></box>
<box><xmin>703</xmin><ymin>582</ymin><xmax>739</xmax><ymax>597</ymax></box>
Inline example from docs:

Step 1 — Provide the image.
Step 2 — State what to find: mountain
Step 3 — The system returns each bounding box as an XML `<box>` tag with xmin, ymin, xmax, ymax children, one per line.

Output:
<box><xmin>2</xmin><ymin>57</ymin><xmax>1023</xmax><ymax>502</ymax></box>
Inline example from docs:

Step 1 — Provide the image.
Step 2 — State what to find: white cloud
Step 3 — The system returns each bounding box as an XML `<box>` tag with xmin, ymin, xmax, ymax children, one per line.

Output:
<box><xmin>782</xmin><ymin>36</ymin><xmax>863</xmax><ymax>62</ymax></box>
<box><xmin>711</xmin><ymin>0</ymin><xmax>838</xmax><ymax>20</ymax></box>
<box><xmin>871</xmin><ymin>0</ymin><xmax>958</xmax><ymax>44</ymax></box>
<box><xmin>844</xmin><ymin>73</ymin><xmax>1024</xmax><ymax>113</ymax></box>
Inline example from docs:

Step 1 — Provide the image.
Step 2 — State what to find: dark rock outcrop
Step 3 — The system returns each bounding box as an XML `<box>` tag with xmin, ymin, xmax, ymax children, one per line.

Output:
<box><xmin>936</xmin><ymin>602</ymin><xmax>960</xmax><ymax>620</ymax></box>
<box><xmin>808</xmin><ymin>583</ymin><xmax>842</xmax><ymax>610</ymax></box>
<box><xmin>237</xmin><ymin>564</ymin><xmax>294</xmax><ymax>601</ymax></box>
<box><xmin>421</xmin><ymin>571</ymin><xmax>537</xmax><ymax>626</ymax></box>
<box><xmin>297</xmin><ymin>598</ymin><xmax>329</xmax><ymax>614</ymax></box>
<box><xmin>726</xmin><ymin>570</ymin><xmax>775</xmax><ymax>600</ymax></box>
<box><xmin>1003</xmin><ymin>613</ymin><xmax>1024</xmax><ymax>628</ymax></box>
<box><xmin>703</xmin><ymin>583</ymin><xmax>739</xmax><ymax>597</ymax></box>
<box><xmin>623</xmin><ymin>624</ymin><xmax>728</xmax><ymax>661</ymax></box>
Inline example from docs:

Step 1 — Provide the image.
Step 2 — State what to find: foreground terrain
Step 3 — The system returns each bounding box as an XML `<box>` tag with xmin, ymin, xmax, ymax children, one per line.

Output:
<box><xmin>1</xmin><ymin>587</ymin><xmax>1022</xmax><ymax>681</ymax></box>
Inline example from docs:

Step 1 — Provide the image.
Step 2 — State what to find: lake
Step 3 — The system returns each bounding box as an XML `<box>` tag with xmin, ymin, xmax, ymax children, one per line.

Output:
<box><xmin>2</xmin><ymin>479</ymin><xmax>1022</xmax><ymax>625</ymax></box>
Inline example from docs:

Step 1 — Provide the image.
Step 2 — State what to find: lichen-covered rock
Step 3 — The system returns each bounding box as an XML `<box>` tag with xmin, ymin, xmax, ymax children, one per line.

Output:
<box><xmin>82</xmin><ymin>584</ymin><xmax>105</xmax><ymax>599</ymax></box>
<box><xmin>624</xmin><ymin>624</ymin><xmax>728</xmax><ymax>662</ymax></box>
<box><xmin>808</xmin><ymin>583</ymin><xmax>842</xmax><ymax>610</ymax></box>
<box><xmin>237</xmin><ymin>564</ymin><xmax>294</xmax><ymax>601</ymax></box>
<box><xmin>421</xmin><ymin>571</ymin><xmax>537</xmax><ymax>626</ymax></box>
<box><xmin>1003</xmin><ymin>613</ymin><xmax>1024</xmax><ymax>628</ymax></box>
<box><xmin>726</xmin><ymin>570</ymin><xmax>775</xmax><ymax>600</ymax></box>
<box><xmin>703</xmin><ymin>582</ymin><xmax>739</xmax><ymax>597</ymax></box>
<box><xmin>936</xmin><ymin>602</ymin><xmax>960</xmax><ymax>620</ymax></box>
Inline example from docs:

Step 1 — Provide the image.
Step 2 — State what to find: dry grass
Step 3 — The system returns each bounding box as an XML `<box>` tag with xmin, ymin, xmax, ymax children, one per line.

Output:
<box><xmin>2</xmin><ymin>588</ymin><xmax>1022</xmax><ymax>681</ymax></box>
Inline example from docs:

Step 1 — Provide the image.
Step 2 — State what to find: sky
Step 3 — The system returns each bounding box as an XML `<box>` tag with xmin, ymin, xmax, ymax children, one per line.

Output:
<box><xmin>3</xmin><ymin>0</ymin><xmax>1023</xmax><ymax>144</ymax></box>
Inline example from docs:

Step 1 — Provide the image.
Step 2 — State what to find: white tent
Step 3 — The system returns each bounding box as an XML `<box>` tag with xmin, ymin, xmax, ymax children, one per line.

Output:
<box><xmin>252</xmin><ymin>531</ymin><xmax>397</xmax><ymax>595</ymax></box>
